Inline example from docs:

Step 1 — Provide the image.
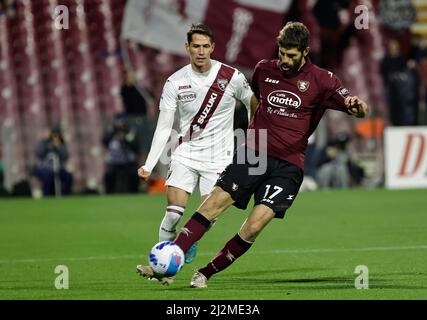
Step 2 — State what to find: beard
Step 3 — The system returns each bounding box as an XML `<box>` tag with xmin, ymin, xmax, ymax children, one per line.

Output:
<box><xmin>280</xmin><ymin>56</ymin><xmax>303</xmax><ymax>76</ymax></box>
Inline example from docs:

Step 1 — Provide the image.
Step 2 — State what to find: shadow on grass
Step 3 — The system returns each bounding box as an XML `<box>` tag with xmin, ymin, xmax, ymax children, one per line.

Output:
<box><xmin>228</xmin><ymin>267</ymin><xmax>327</xmax><ymax>277</ymax></box>
<box><xmin>182</xmin><ymin>269</ymin><xmax>427</xmax><ymax>291</ymax></box>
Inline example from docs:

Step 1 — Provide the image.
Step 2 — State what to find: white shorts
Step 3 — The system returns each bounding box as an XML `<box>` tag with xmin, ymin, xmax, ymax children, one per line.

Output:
<box><xmin>166</xmin><ymin>160</ymin><xmax>224</xmax><ymax>196</ymax></box>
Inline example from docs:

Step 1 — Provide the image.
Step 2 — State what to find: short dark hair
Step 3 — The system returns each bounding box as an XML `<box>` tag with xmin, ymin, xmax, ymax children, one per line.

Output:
<box><xmin>187</xmin><ymin>23</ymin><xmax>214</xmax><ymax>44</ymax></box>
<box><xmin>276</xmin><ymin>22</ymin><xmax>310</xmax><ymax>52</ymax></box>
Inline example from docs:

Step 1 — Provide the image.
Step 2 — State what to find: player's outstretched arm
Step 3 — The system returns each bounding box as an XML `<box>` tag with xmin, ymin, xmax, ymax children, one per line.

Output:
<box><xmin>345</xmin><ymin>96</ymin><xmax>368</xmax><ymax>118</ymax></box>
<box><xmin>137</xmin><ymin>109</ymin><xmax>175</xmax><ymax>181</ymax></box>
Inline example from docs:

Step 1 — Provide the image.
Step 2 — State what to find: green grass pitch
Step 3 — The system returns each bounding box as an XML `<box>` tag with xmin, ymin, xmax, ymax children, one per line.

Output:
<box><xmin>0</xmin><ymin>189</ymin><xmax>426</xmax><ymax>300</ymax></box>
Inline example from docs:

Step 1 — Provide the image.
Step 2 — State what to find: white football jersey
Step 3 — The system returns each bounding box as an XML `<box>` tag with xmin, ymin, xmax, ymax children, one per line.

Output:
<box><xmin>159</xmin><ymin>60</ymin><xmax>253</xmax><ymax>170</ymax></box>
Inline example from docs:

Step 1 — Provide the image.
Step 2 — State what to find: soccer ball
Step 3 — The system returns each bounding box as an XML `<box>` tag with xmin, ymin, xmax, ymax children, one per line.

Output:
<box><xmin>148</xmin><ymin>241</ymin><xmax>185</xmax><ymax>277</ymax></box>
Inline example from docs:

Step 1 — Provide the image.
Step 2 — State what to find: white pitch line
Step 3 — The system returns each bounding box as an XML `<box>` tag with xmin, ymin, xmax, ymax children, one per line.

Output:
<box><xmin>268</xmin><ymin>245</ymin><xmax>427</xmax><ymax>254</ymax></box>
<box><xmin>0</xmin><ymin>255</ymin><xmax>144</xmax><ymax>264</ymax></box>
<box><xmin>1</xmin><ymin>245</ymin><xmax>426</xmax><ymax>265</ymax></box>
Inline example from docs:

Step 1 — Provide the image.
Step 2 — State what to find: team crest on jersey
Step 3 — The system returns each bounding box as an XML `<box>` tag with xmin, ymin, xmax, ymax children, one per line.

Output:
<box><xmin>217</xmin><ymin>79</ymin><xmax>229</xmax><ymax>91</ymax></box>
<box><xmin>297</xmin><ymin>80</ymin><xmax>310</xmax><ymax>92</ymax></box>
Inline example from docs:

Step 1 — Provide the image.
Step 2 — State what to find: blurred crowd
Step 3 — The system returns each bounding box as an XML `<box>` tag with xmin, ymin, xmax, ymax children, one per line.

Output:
<box><xmin>312</xmin><ymin>0</ymin><xmax>426</xmax><ymax>127</ymax></box>
<box><xmin>29</xmin><ymin>70</ymin><xmax>154</xmax><ymax>198</ymax></box>
<box><xmin>0</xmin><ymin>0</ymin><xmax>16</xmax><ymax>17</ymax></box>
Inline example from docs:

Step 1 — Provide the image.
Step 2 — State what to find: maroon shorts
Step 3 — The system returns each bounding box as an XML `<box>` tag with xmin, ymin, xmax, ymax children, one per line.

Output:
<box><xmin>216</xmin><ymin>145</ymin><xmax>304</xmax><ymax>219</ymax></box>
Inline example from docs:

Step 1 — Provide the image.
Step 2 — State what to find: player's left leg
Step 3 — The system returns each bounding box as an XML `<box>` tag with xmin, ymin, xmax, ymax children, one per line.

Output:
<box><xmin>173</xmin><ymin>186</ymin><xmax>235</xmax><ymax>255</ymax></box>
<box><xmin>190</xmin><ymin>204</ymin><xmax>275</xmax><ymax>288</ymax></box>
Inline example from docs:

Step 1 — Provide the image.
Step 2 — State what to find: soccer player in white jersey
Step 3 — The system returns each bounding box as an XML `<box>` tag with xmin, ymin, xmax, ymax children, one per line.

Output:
<box><xmin>136</xmin><ymin>23</ymin><xmax>257</xmax><ymax>281</ymax></box>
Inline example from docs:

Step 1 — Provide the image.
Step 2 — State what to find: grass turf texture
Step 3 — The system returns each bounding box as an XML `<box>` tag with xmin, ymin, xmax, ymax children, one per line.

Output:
<box><xmin>0</xmin><ymin>189</ymin><xmax>426</xmax><ymax>300</ymax></box>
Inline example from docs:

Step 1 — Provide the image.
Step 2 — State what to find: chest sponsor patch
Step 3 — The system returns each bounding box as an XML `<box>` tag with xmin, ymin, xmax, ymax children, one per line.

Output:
<box><xmin>178</xmin><ymin>91</ymin><xmax>196</xmax><ymax>102</ymax></box>
<box><xmin>267</xmin><ymin>90</ymin><xmax>301</xmax><ymax>109</ymax></box>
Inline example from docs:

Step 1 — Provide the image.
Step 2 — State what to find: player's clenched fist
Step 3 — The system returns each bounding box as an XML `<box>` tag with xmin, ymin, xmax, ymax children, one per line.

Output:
<box><xmin>138</xmin><ymin>166</ymin><xmax>150</xmax><ymax>181</ymax></box>
<box><xmin>345</xmin><ymin>96</ymin><xmax>368</xmax><ymax>118</ymax></box>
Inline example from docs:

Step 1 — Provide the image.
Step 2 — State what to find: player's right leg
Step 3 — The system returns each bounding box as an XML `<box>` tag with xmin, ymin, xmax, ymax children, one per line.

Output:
<box><xmin>183</xmin><ymin>193</ymin><xmax>209</xmax><ymax>264</ymax></box>
<box><xmin>180</xmin><ymin>164</ymin><xmax>226</xmax><ymax>264</ymax></box>
<box><xmin>173</xmin><ymin>186</ymin><xmax>235</xmax><ymax>254</ymax></box>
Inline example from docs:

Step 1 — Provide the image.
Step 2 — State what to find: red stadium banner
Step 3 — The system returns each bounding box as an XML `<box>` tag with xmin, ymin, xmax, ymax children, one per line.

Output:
<box><xmin>121</xmin><ymin>0</ymin><xmax>294</xmax><ymax>69</ymax></box>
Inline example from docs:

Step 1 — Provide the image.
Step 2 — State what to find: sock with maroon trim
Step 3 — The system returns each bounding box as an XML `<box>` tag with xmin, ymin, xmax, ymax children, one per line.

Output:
<box><xmin>198</xmin><ymin>233</ymin><xmax>253</xmax><ymax>279</ymax></box>
<box><xmin>159</xmin><ymin>205</ymin><xmax>185</xmax><ymax>242</ymax></box>
<box><xmin>174</xmin><ymin>212</ymin><xmax>211</xmax><ymax>253</ymax></box>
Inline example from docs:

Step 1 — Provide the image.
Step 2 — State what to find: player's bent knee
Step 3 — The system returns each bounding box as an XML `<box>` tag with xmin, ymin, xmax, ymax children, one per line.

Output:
<box><xmin>199</xmin><ymin>186</ymin><xmax>234</xmax><ymax>220</ymax></box>
<box><xmin>240</xmin><ymin>222</ymin><xmax>263</xmax><ymax>242</ymax></box>
<box><xmin>240</xmin><ymin>206</ymin><xmax>275</xmax><ymax>241</ymax></box>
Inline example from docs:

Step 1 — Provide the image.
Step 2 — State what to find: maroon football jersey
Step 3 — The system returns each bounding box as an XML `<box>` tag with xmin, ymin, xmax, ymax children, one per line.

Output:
<box><xmin>248</xmin><ymin>58</ymin><xmax>351</xmax><ymax>170</ymax></box>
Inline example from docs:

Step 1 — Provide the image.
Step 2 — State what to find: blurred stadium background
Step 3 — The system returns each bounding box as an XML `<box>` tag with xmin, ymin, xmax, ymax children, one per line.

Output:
<box><xmin>0</xmin><ymin>0</ymin><xmax>426</xmax><ymax>196</ymax></box>
<box><xmin>1</xmin><ymin>0</ymin><xmax>427</xmax><ymax>300</ymax></box>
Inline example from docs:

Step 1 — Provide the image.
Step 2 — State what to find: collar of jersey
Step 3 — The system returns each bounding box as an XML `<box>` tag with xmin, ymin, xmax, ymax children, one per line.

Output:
<box><xmin>190</xmin><ymin>60</ymin><xmax>217</xmax><ymax>78</ymax></box>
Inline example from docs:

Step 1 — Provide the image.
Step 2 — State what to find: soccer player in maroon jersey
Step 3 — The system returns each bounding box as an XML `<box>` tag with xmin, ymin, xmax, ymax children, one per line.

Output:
<box><xmin>137</xmin><ymin>21</ymin><xmax>368</xmax><ymax>287</ymax></box>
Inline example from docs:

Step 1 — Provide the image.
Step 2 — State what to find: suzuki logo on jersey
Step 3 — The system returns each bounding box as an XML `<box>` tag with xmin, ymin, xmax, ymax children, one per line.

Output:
<box><xmin>267</xmin><ymin>90</ymin><xmax>301</xmax><ymax>109</ymax></box>
<box><xmin>197</xmin><ymin>92</ymin><xmax>218</xmax><ymax>125</ymax></box>
<box><xmin>265</xmin><ymin>77</ymin><xmax>279</xmax><ymax>84</ymax></box>
<box><xmin>217</xmin><ymin>79</ymin><xmax>229</xmax><ymax>91</ymax></box>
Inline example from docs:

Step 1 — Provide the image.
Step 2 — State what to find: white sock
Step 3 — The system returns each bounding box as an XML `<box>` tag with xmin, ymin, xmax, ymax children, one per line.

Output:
<box><xmin>159</xmin><ymin>205</ymin><xmax>185</xmax><ymax>242</ymax></box>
